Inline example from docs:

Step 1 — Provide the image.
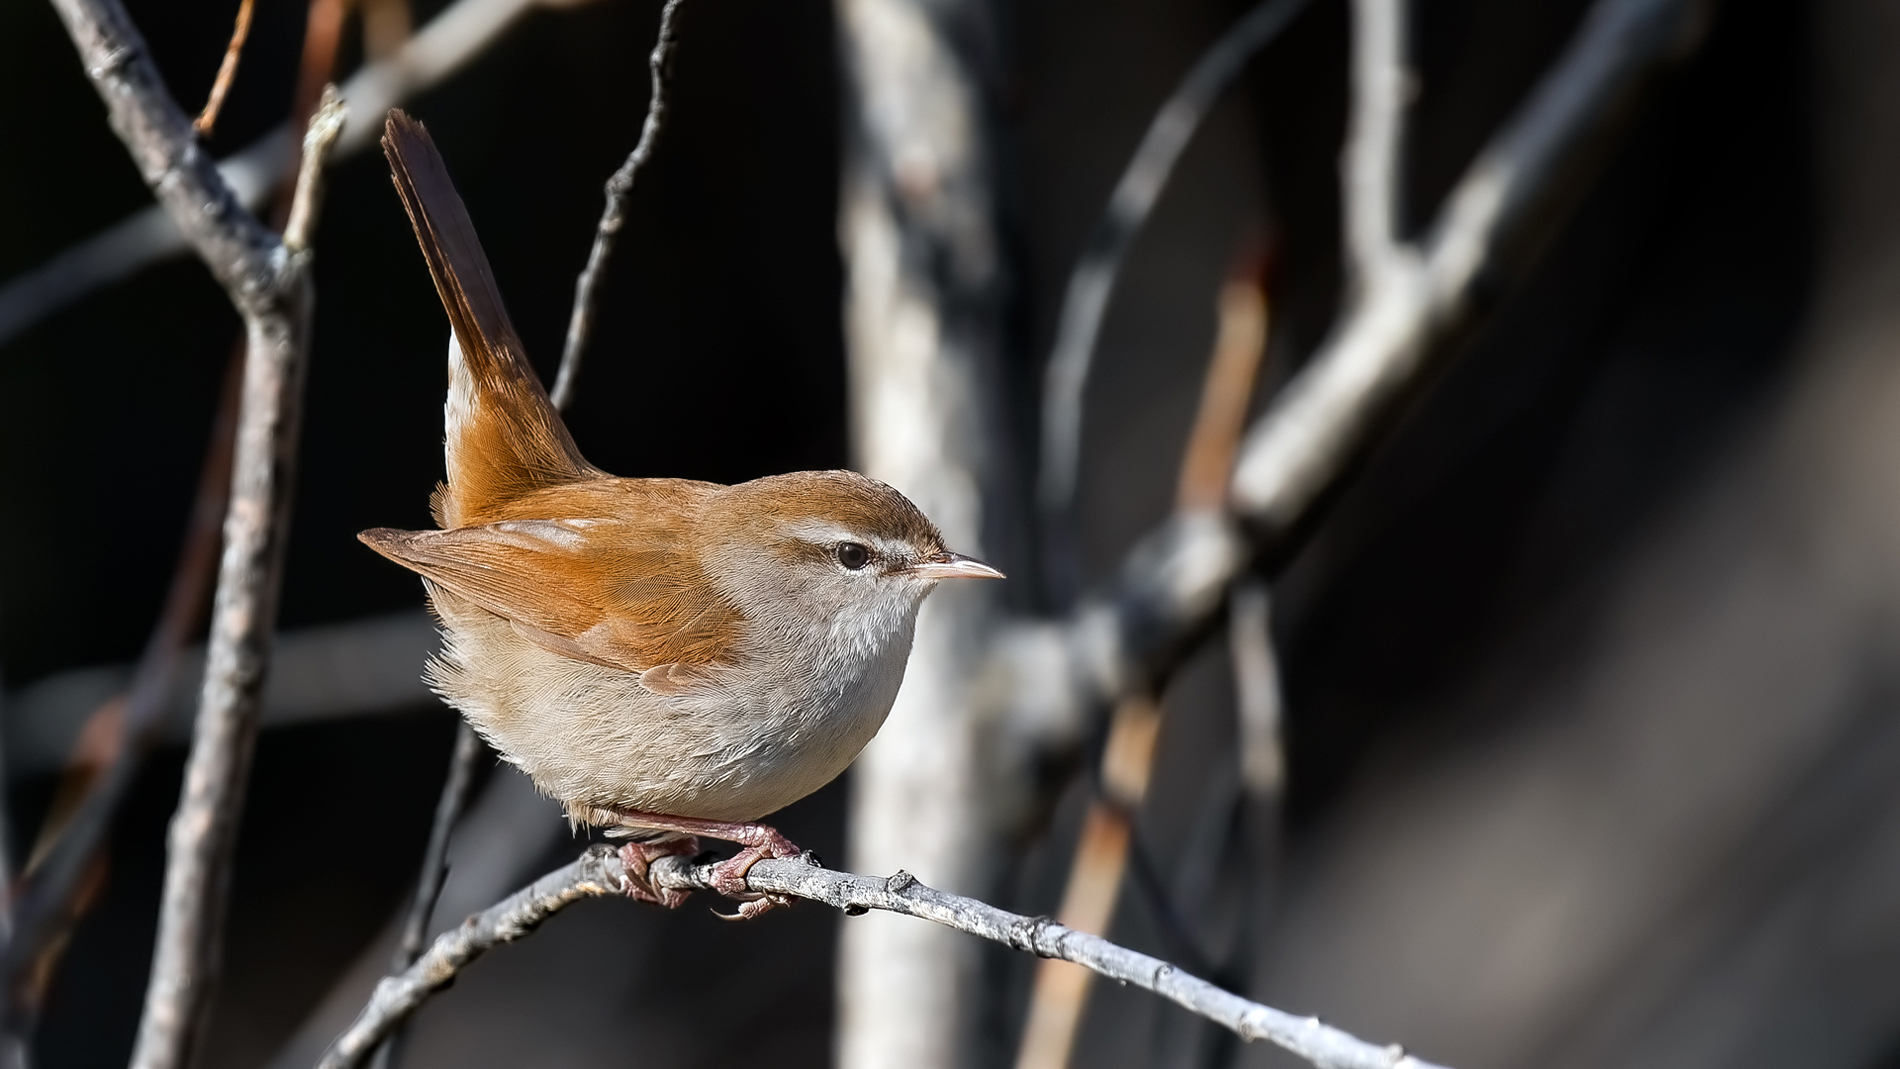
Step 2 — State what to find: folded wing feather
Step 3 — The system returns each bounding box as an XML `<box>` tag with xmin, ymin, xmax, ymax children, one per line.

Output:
<box><xmin>359</xmin><ymin>511</ymin><xmax>744</xmax><ymax>676</ymax></box>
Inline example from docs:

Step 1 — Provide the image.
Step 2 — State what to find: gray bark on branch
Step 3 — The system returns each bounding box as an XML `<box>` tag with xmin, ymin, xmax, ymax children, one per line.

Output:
<box><xmin>316</xmin><ymin>846</ymin><xmax>1450</xmax><ymax>1069</ymax></box>
<box><xmin>46</xmin><ymin>4</ymin><xmax>348</xmax><ymax>1068</ymax></box>
<box><xmin>46</xmin><ymin>0</ymin><xmax>283</xmax><ymax>312</ymax></box>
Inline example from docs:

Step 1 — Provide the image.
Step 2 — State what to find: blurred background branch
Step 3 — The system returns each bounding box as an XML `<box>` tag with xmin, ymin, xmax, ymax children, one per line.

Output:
<box><xmin>1017</xmin><ymin>247</ymin><xmax>1273</xmax><ymax>1069</ymax></box>
<box><xmin>1035</xmin><ymin>0</ymin><xmax>1309</xmax><ymax>590</ymax></box>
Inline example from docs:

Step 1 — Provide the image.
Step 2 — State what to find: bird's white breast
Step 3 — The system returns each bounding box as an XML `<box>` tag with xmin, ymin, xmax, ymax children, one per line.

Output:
<box><xmin>424</xmin><ymin>575</ymin><xmax>923</xmax><ymax>823</ymax></box>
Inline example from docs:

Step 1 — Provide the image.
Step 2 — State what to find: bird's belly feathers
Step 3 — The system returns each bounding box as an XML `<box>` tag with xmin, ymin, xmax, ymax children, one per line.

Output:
<box><xmin>425</xmin><ymin>589</ymin><xmax>911</xmax><ymax>823</ymax></box>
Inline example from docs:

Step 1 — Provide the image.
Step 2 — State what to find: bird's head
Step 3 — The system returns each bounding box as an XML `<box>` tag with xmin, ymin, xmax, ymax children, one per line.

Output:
<box><xmin>701</xmin><ymin>471</ymin><xmax>1002</xmax><ymax>638</ymax></box>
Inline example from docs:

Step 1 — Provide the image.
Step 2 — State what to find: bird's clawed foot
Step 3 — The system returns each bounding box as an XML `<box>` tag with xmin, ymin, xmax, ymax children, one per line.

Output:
<box><xmin>618</xmin><ymin>837</ymin><xmax>700</xmax><ymax>909</ymax></box>
<box><xmin>608</xmin><ymin>809</ymin><xmax>804</xmax><ymax>920</ymax></box>
<box><xmin>706</xmin><ymin>826</ymin><xmax>802</xmax><ymax>920</ymax></box>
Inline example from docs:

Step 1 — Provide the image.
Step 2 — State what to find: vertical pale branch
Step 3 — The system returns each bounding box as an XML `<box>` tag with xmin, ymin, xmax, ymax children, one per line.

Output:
<box><xmin>44</xmin><ymin>0</ymin><xmax>351</xmax><ymax>1051</ymax></box>
<box><xmin>1229</xmin><ymin>580</ymin><xmax>1284</xmax><ymax>796</ymax></box>
<box><xmin>549</xmin><ymin>0</ymin><xmax>686</xmax><ymax>411</ymax></box>
<box><xmin>833</xmin><ymin>0</ymin><xmax>1012</xmax><ymax>1064</ymax></box>
<box><xmin>1343</xmin><ymin>0</ymin><xmax>1411</xmax><ymax>288</ymax></box>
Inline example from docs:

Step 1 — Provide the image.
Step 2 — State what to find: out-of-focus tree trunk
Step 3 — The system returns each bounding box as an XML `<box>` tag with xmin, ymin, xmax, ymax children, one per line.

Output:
<box><xmin>833</xmin><ymin>1</ymin><xmax>1012</xmax><ymax>1067</ymax></box>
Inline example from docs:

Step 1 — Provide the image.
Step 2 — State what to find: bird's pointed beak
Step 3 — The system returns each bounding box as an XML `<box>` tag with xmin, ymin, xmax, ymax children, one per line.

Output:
<box><xmin>909</xmin><ymin>550</ymin><xmax>1005</xmax><ymax>581</ymax></box>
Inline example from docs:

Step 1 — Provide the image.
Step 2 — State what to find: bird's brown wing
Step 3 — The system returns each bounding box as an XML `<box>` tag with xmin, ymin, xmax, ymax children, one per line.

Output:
<box><xmin>360</xmin><ymin>484</ymin><xmax>743</xmax><ymax>676</ymax></box>
<box><xmin>381</xmin><ymin>110</ymin><xmax>599</xmax><ymax>527</ymax></box>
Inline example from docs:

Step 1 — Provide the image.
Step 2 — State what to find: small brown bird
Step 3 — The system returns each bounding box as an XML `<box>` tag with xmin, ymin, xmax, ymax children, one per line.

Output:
<box><xmin>362</xmin><ymin>111</ymin><xmax>1002</xmax><ymax>916</ymax></box>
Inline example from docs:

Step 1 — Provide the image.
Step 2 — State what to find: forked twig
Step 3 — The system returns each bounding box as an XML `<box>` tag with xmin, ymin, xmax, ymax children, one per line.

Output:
<box><xmin>6</xmin><ymin>0</ymin><xmax>359</xmax><ymax>1041</ymax></box>
<box><xmin>46</xmin><ymin>3</ymin><xmax>349</xmax><ymax>1062</ymax></box>
<box><xmin>317</xmin><ymin>847</ymin><xmax>1448</xmax><ymax>1069</ymax></box>
<box><xmin>126</xmin><ymin>88</ymin><xmax>344</xmax><ymax>1069</ymax></box>
<box><xmin>1028</xmin><ymin>0</ymin><xmax>1713</xmax><ymax>747</ymax></box>
<box><xmin>0</xmin><ymin>0</ymin><xmax>551</xmax><ymax>349</ymax></box>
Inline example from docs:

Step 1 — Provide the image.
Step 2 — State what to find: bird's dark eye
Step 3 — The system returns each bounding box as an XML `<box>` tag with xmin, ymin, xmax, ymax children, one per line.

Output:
<box><xmin>836</xmin><ymin>542</ymin><xmax>872</xmax><ymax>570</ymax></box>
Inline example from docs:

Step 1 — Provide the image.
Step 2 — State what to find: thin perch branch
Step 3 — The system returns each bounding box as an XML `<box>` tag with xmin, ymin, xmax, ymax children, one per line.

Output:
<box><xmin>548</xmin><ymin>0</ymin><xmax>686</xmax><ymax>410</ymax></box>
<box><xmin>194</xmin><ymin>0</ymin><xmax>257</xmax><ymax>136</ymax></box>
<box><xmin>316</xmin><ymin>846</ymin><xmax>1450</xmax><ymax>1069</ymax></box>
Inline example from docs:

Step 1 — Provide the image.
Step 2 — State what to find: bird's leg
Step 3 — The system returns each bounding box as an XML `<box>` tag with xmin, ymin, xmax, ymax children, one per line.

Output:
<box><xmin>609</xmin><ymin>809</ymin><xmax>802</xmax><ymax>918</ymax></box>
<box><xmin>617</xmin><ymin>836</ymin><xmax>700</xmax><ymax>909</ymax></box>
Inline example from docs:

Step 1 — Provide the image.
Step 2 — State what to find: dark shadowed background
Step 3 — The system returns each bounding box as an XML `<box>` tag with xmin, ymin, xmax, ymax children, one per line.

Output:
<box><xmin>7</xmin><ymin>0</ymin><xmax>1887</xmax><ymax>1066</ymax></box>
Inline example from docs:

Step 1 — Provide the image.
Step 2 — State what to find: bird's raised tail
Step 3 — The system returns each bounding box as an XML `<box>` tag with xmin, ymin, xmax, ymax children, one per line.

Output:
<box><xmin>382</xmin><ymin>109</ymin><xmax>597</xmax><ymax>529</ymax></box>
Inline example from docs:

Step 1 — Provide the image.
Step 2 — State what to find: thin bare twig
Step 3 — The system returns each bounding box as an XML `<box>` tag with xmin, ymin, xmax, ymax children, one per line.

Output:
<box><xmin>284</xmin><ymin>89</ymin><xmax>348</xmax><ymax>250</ymax></box>
<box><xmin>316</xmin><ymin>846</ymin><xmax>1450</xmax><ymax>1069</ymax></box>
<box><xmin>363</xmin><ymin>721</ymin><xmax>482</xmax><ymax>1069</ymax></box>
<box><xmin>394</xmin><ymin>730</ymin><xmax>488</xmax><ymax>969</ymax></box>
<box><xmin>361</xmin><ymin>0</ymin><xmax>414</xmax><ymax>62</ymax></box>
<box><xmin>1036</xmin><ymin>0</ymin><xmax>1311</xmax><ymax>541</ymax></box>
<box><xmin>548</xmin><ymin>0</ymin><xmax>686</xmax><ymax>410</ymax></box>
<box><xmin>370</xmin><ymin>42</ymin><xmax>625</xmax><ymax>1047</ymax></box>
<box><xmin>194</xmin><ymin>0</ymin><xmax>257</xmax><ymax>137</ymax></box>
